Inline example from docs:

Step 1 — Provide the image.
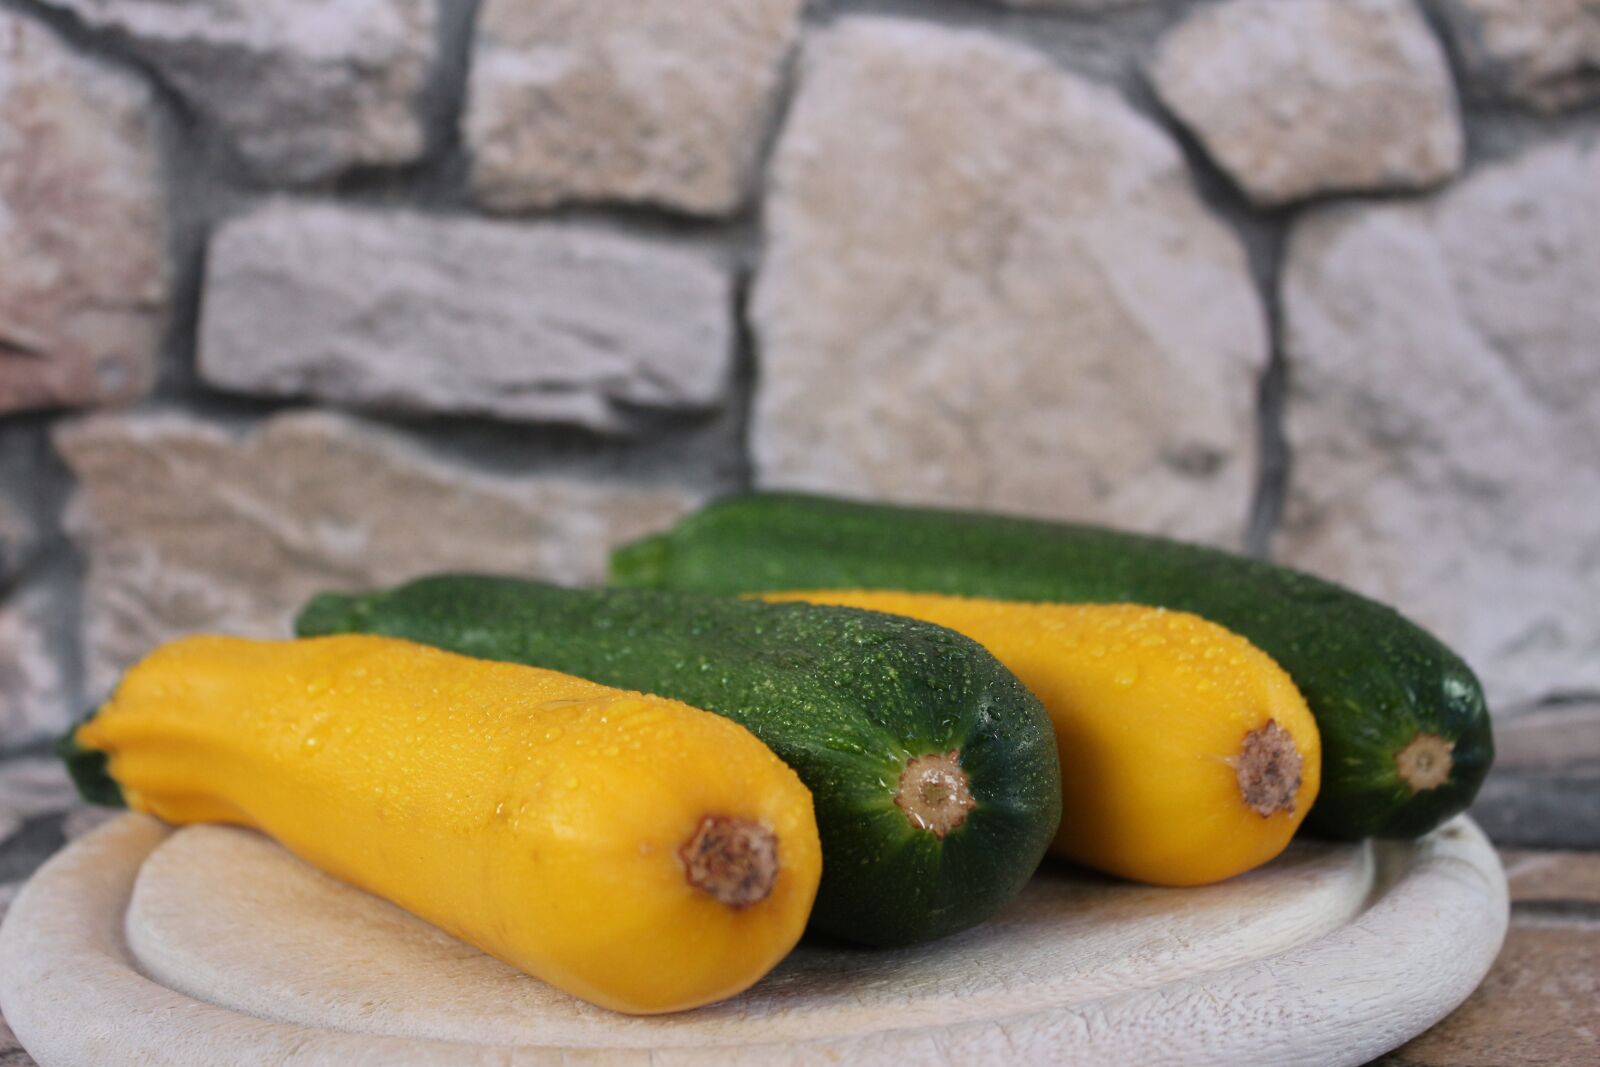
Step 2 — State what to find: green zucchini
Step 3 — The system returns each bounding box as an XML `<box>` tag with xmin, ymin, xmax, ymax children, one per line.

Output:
<box><xmin>611</xmin><ymin>492</ymin><xmax>1494</xmax><ymax>841</ymax></box>
<box><xmin>296</xmin><ymin>576</ymin><xmax>1060</xmax><ymax>947</ymax></box>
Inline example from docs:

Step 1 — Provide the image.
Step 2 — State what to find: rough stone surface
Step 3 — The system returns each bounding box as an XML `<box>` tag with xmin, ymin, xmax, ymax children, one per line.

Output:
<box><xmin>465</xmin><ymin>0</ymin><xmax>803</xmax><ymax>215</ymax></box>
<box><xmin>751</xmin><ymin>18</ymin><xmax>1267</xmax><ymax>547</ymax></box>
<box><xmin>0</xmin><ymin>432</ymin><xmax>46</xmax><ymax>581</ymax></box>
<box><xmin>0</xmin><ymin>583</ymin><xmax>72</xmax><ymax>749</ymax></box>
<box><xmin>1474</xmin><ymin>768</ymin><xmax>1600</xmax><ymax>851</ymax></box>
<box><xmin>0</xmin><ymin>759</ymin><xmax>77</xmax><ymax>846</ymax></box>
<box><xmin>1150</xmin><ymin>0</ymin><xmax>1463</xmax><ymax>206</ymax></box>
<box><xmin>1280</xmin><ymin>141</ymin><xmax>1600</xmax><ymax>707</ymax></box>
<box><xmin>1501</xmin><ymin>848</ymin><xmax>1600</xmax><ymax>905</ymax></box>
<box><xmin>43</xmin><ymin>0</ymin><xmax>437</xmax><ymax>183</ymax></box>
<box><xmin>54</xmin><ymin>410</ymin><xmax>703</xmax><ymax>701</ymax></box>
<box><xmin>987</xmin><ymin>1</ymin><xmax>1147</xmax><ymax>10</ymax></box>
<box><xmin>1434</xmin><ymin>0</ymin><xmax>1600</xmax><ymax>112</ymax></box>
<box><xmin>198</xmin><ymin>201</ymin><xmax>734</xmax><ymax>431</ymax></box>
<box><xmin>1492</xmin><ymin>703</ymin><xmax>1600</xmax><ymax>771</ymax></box>
<box><xmin>0</xmin><ymin>11</ymin><xmax>169</xmax><ymax>414</ymax></box>
<box><xmin>1472</xmin><ymin>703</ymin><xmax>1600</xmax><ymax>850</ymax></box>
<box><xmin>0</xmin><ymin>497</ymin><xmax>35</xmax><ymax>582</ymax></box>
<box><xmin>1381</xmin><ymin>919</ymin><xmax>1600</xmax><ymax>1066</ymax></box>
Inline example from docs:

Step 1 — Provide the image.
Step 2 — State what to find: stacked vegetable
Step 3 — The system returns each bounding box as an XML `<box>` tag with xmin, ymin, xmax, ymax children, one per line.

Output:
<box><xmin>294</xmin><ymin>580</ymin><xmax>1063</xmax><ymax>948</ymax></box>
<box><xmin>613</xmin><ymin>492</ymin><xmax>1494</xmax><ymax>840</ymax></box>
<box><xmin>60</xmin><ymin>491</ymin><xmax>1493</xmax><ymax>1016</ymax></box>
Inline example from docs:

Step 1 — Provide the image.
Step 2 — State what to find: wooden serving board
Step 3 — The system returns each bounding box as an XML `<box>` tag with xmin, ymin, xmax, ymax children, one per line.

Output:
<box><xmin>0</xmin><ymin>813</ymin><xmax>1506</xmax><ymax>1066</ymax></box>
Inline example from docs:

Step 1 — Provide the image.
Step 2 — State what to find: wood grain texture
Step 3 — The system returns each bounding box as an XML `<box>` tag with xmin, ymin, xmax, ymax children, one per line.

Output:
<box><xmin>0</xmin><ymin>814</ymin><xmax>1506</xmax><ymax>1066</ymax></box>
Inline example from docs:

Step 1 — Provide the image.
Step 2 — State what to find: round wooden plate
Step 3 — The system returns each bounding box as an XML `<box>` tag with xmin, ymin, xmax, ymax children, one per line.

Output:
<box><xmin>0</xmin><ymin>813</ymin><xmax>1505</xmax><ymax>1066</ymax></box>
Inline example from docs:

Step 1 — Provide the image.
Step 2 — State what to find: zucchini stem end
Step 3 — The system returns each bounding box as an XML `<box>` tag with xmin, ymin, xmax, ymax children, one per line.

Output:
<box><xmin>896</xmin><ymin>750</ymin><xmax>975</xmax><ymax>838</ymax></box>
<box><xmin>1396</xmin><ymin>732</ymin><xmax>1455</xmax><ymax>793</ymax></box>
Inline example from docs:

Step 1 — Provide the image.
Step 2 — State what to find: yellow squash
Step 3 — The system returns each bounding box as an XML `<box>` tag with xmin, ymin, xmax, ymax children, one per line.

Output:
<box><xmin>766</xmin><ymin>593</ymin><xmax>1319</xmax><ymax>886</ymax></box>
<box><xmin>74</xmin><ymin>634</ymin><xmax>821</xmax><ymax>1014</ymax></box>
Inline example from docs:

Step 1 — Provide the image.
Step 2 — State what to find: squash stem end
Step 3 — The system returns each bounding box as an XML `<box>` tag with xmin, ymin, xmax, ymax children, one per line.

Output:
<box><xmin>1236</xmin><ymin>720</ymin><xmax>1302</xmax><ymax>818</ymax></box>
<box><xmin>679</xmin><ymin>814</ymin><xmax>779</xmax><ymax>909</ymax></box>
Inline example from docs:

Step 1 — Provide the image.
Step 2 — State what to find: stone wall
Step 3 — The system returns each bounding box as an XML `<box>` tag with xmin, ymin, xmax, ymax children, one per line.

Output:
<box><xmin>3</xmin><ymin>0</ymin><xmax>1598</xmax><ymax>760</ymax></box>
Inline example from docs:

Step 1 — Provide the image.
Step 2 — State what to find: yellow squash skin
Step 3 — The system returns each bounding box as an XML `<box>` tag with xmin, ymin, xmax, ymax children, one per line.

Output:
<box><xmin>75</xmin><ymin>634</ymin><xmax>821</xmax><ymax>1014</ymax></box>
<box><xmin>766</xmin><ymin>593</ymin><xmax>1319</xmax><ymax>887</ymax></box>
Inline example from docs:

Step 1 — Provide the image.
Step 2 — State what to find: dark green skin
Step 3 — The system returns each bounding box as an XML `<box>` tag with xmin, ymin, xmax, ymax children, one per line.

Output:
<box><xmin>57</xmin><ymin>712</ymin><xmax>125</xmax><ymax>807</ymax></box>
<box><xmin>297</xmin><ymin>576</ymin><xmax>1061</xmax><ymax>948</ymax></box>
<box><xmin>610</xmin><ymin>492</ymin><xmax>1495</xmax><ymax>841</ymax></box>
